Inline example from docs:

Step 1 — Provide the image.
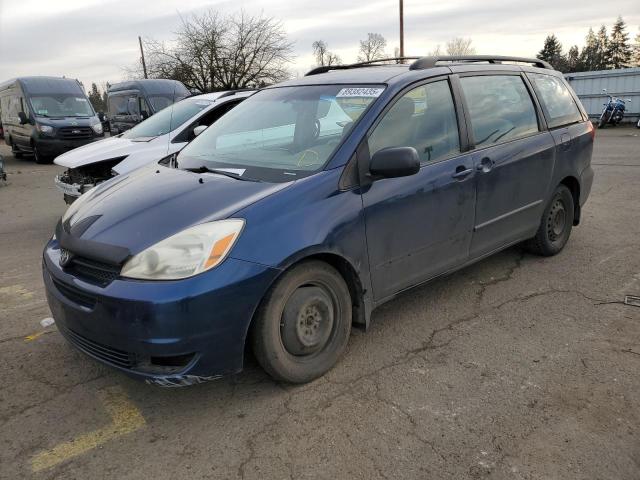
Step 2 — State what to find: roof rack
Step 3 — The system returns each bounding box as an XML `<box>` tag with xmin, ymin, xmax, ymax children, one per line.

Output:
<box><xmin>409</xmin><ymin>55</ymin><xmax>553</xmax><ymax>70</ymax></box>
<box><xmin>305</xmin><ymin>57</ymin><xmax>420</xmax><ymax>76</ymax></box>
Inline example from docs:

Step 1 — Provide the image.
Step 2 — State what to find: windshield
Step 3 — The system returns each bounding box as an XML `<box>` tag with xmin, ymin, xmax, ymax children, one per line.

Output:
<box><xmin>29</xmin><ymin>94</ymin><xmax>94</xmax><ymax>118</ymax></box>
<box><xmin>148</xmin><ymin>94</ymin><xmax>188</xmax><ymax>112</ymax></box>
<box><xmin>177</xmin><ymin>85</ymin><xmax>384</xmax><ymax>182</ymax></box>
<box><xmin>122</xmin><ymin>98</ymin><xmax>214</xmax><ymax>139</ymax></box>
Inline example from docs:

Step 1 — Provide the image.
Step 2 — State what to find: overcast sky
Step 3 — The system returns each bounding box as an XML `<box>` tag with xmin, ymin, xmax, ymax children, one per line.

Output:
<box><xmin>0</xmin><ymin>0</ymin><xmax>638</xmax><ymax>89</ymax></box>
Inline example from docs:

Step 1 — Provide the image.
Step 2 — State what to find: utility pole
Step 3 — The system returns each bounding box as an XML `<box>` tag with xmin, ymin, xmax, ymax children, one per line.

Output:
<box><xmin>399</xmin><ymin>0</ymin><xmax>404</xmax><ymax>59</ymax></box>
<box><xmin>138</xmin><ymin>36</ymin><xmax>148</xmax><ymax>79</ymax></box>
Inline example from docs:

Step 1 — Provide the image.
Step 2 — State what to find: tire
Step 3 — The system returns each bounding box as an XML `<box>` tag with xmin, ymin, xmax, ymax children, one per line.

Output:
<box><xmin>597</xmin><ymin>115</ymin><xmax>606</xmax><ymax>129</ymax></box>
<box><xmin>251</xmin><ymin>260</ymin><xmax>352</xmax><ymax>383</ymax></box>
<box><xmin>526</xmin><ymin>185</ymin><xmax>574</xmax><ymax>256</ymax></box>
<box><xmin>33</xmin><ymin>144</ymin><xmax>52</xmax><ymax>164</ymax></box>
<box><xmin>10</xmin><ymin>141</ymin><xmax>23</xmax><ymax>159</ymax></box>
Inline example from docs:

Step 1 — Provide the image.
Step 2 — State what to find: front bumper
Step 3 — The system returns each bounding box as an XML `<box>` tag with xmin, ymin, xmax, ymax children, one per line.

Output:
<box><xmin>43</xmin><ymin>239</ymin><xmax>280</xmax><ymax>386</ymax></box>
<box><xmin>54</xmin><ymin>174</ymin><xmax>95</xmax><ymax>198</ymax></box>
<box><xmin>37</xmin><ymin>136</ymin><xmax>102</xmax><ymax>157</ymax></box>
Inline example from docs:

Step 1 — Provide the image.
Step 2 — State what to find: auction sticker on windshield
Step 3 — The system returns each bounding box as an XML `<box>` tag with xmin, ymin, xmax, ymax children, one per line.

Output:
<box><xmin>336</xmin><ymin>87</ymin><xmax>384</xmax><ymax>98</ymax></box>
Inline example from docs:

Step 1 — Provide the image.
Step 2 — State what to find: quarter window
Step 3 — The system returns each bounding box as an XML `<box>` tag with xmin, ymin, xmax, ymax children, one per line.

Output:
<box><xmin>368</xmin><ymin>80</ymin><xmax>460</xmax><ymax>164</ymax></box>
<box><xmin>460</xmin><ymin>75</ymin><xmax>539</xmax><ymax>147</ymax></box>
<box><xmin>528</xmin><ymin>73</ymin><xmax>582</xmax><ymax>128</ymax></box>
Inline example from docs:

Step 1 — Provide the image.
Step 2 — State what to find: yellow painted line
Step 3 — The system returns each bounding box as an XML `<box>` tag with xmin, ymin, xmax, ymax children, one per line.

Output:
<box><xmin>31</xmin><ymin>386</ymin><xmax>146</xmax><ymax>473</ymax></box>
<box><xmin>24</xmin><ymin>331</ymin><xmax>46</xmax><ymax>341</ymax></box>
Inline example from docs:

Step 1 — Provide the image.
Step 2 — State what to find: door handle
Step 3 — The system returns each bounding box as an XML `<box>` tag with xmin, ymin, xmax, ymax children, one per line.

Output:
<box><xmin>452</xmin><ymin>166</ymin><xmax>473</xmax><ymax>179</ymax></box>
<box><xmin>476</xmin><ymin>157</ymin><xmax>495</xmax><ymax>173</ymax></box>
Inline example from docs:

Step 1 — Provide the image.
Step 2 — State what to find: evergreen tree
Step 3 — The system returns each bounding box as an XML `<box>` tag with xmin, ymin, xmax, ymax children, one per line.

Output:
<box><xmin>607</xmin><ymin>16</ymin><xmax>632</xmax><ymax>69</ymax></box>
<box><xmin>596</xmin><ymin>25</ymin><xmax>609</xmax><ymax>69</ymax></box>
<box><xmin>538</xmin><ymin>34</ymin><xmax>567</xmax><ymax>70</ymax></box>
<box><xmin>633</xmin><ymin>27</ymin><xmax>640</xmax><ymax>67</ymax></box>
<box><xmin>538</xmin><ymin>34</ymin><xmax>563</xmax><ymax>61</ymax></box>
<box><xmin>565</xmin><ymin>45</ymin><xmax>582</xmax><ymax>72</ymax></box>
<box><xmin>87</xmin><ymin>83</ymin><xmax>106</xmax><ymax>112</ymax></box>
<box><xmin>579</xmin><ymin>28</ymin><xmax>599</xmax><ymax>71</ymax></box>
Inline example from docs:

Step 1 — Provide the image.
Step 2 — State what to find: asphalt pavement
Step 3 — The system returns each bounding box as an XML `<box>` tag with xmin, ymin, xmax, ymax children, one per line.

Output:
<box><xmin>0</xmin><ymin>127</ymin><xmax>639</xmax><ymax>479</ymax></box>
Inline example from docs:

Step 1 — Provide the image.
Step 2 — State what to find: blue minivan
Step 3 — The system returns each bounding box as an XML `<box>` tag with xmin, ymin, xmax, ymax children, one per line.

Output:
<box><xmin>43</xmin><ymin>56</ymin><xmax>594</xmax><ymax>386</ymax></box>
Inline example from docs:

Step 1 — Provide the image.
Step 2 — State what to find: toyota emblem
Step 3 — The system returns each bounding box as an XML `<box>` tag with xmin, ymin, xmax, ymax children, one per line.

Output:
<box><xmin>59</xmin><ymin>249</ymin><xmax>73</xmax><ymax>268</ymax></box>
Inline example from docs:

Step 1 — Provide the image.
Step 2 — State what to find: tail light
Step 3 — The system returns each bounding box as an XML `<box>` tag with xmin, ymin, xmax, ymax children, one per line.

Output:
<box><xmin>587</xmin><ymin>121</ymin><xmax>595</xmax><ymax>141</ymax></box>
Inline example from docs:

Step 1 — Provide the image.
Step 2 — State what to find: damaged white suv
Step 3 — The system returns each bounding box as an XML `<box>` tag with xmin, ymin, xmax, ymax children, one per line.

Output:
<box><xmin>53</xmin><ymin>90</ymin><xmax>253</xmax><ymax>203</ymax></box>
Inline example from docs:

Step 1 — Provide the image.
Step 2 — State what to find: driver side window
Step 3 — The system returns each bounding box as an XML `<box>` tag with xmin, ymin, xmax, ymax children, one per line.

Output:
<box><xmin>368</xmin><ymin>80</ymin><xmax>460</xmax><ymax>164</ymax></box>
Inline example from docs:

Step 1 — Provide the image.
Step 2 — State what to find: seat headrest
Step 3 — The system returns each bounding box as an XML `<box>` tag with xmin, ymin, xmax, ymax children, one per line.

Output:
<box><xmin>390</xmin><ymin>97</ymin><xmax>415</xmax><ymax>119</ymax></box>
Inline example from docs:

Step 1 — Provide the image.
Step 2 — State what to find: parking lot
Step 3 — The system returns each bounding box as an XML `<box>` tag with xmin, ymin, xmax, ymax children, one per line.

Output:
<box><xmin>0</xmin><ymin>127</ymin><xmax>638</xmax><ymax>479</ymax></box>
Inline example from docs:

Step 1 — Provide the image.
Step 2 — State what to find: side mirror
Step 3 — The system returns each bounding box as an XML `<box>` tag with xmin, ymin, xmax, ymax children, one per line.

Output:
<box><xmin>193</xmin><ymin>125</ymin><xmax>207</xmax><ymax>137</ymax></box>
<box><xmin>141</xmin><ymin>111</ymin><xmax>149</xmax><ymax>120</ymax></box>
<box><xmin>97</xmin><ymin>112</ymin><xmax>106</xmax><ymax>122</ymax></box>
<box><xmin>369</xmin><ymin>146</ymin><xmax>420</xmax><ymax>179</ymax></box>
<box><xmin>18</xmin><ymin>111</ymin><xmax>29</xmax><ymax>125</ymax></box>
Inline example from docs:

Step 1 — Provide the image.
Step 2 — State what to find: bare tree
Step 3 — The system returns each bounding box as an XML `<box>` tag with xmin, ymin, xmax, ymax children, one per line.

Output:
<box><xmin>428</xmin><ymin>45</ymin><xmax>443</xmax><ymax>56</ymax></box>
<box><xmin>126</xmin><ymin>10</ymin><xmax>293</xmax><ymax>92</ymax></box>
<box><xmin>312</xmin><ymin>40</ymin><xmax>341</xmax><ymax>66</ymax></box>
<box><xmin>445</xmin><ymin>37</ymin><xmax>476</xmax><ymax>56</ymax></box>
<box><xmin>357</xmin><ymin>33</ymin><xmax>387</xmax><ymax>62</ymax></box>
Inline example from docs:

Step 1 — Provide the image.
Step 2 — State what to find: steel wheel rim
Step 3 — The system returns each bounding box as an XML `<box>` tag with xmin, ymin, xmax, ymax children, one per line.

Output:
<box><xmin>280</xmin><ymin>281</ymin><xmax>338</xmax><ymax>357</ymax></box>
<box><xmin>547</xmin><ymin>198</ymin><xmax>567</xmax><ymax>242</ymax></box>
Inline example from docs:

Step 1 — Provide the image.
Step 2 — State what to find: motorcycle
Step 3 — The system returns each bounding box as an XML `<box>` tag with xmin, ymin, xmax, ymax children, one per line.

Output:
<box><xmin>598</xmin><ymin>88</ymin><xmax>631</xmax><ymax>128</ymax></box>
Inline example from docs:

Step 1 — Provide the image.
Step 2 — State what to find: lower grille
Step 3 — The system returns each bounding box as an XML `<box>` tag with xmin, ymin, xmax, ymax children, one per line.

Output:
<box><xmin>52</xmin><ymin>278</ymin><xmax>96</xmax><ymax>309</ymax></box>
<box><xmin>61</xmin><ymin>326</ymin><xmax>136</xmax><ymax>369</ymax></box>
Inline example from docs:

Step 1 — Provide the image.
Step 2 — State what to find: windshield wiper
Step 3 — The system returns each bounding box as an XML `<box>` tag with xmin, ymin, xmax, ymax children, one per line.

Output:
<box><xmin>185</xmin><ymin>166</ymin><xmax>257</xmax><ymax>182</ymax></box>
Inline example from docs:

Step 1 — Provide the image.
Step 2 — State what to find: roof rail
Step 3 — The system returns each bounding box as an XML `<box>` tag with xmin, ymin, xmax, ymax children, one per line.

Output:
<box><xmin>305</xmin><ymin>57</ymin><xmax>420</xmax><ymax>76</ymax></box>
<box><xmin>409</xmin><ymin>55</ymin><xmax>553</xmax><ymax>70</ymax></box>
<box><xmin>217</xmin><ymin>88</ymin><xmax>257</xmax><ymax>99</ymax></box>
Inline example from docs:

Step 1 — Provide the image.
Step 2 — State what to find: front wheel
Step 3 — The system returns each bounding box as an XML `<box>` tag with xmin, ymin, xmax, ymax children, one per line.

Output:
<box><xmin>251</xmin><ymin>261</ymin><xmax>352</xmax><ymax>383</ymax></box>
<box><xmin>33</xmin><ymin>144</ymin><xmax>52</xmax><ymax>164</ymax></box>
<box><xmin>10</xmin><ymin>142</ymin><xmax>23</xmax><ymax>159</ymax></box>
<box><xmin>525</xmin><ymin>185</ymin><xmax>574</xmax><ymax>256</ymax></box>
<box><xmin>598</xmin><ymin>112</ymin><xmax>608</xmax><ymax>129</ymax></box>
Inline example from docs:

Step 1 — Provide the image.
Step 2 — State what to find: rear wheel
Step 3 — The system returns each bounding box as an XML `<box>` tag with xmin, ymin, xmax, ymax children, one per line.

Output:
<box><xmin>526</xmin><ymin>185</ymin><xmax>574</xmax><ymax>256</ymax></box>
<box><xmin>251</xmin><ymin>261</ymin><xmax>352</xmax><ymax>383</ymax></box>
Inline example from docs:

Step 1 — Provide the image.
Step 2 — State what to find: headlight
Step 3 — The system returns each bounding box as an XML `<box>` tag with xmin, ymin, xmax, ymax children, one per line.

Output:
<box><xmin>37</xmin><ymin>124</ymin><xmax>54</xmax><ymax>135</ymax></box>
<box><xmin>121</xmin><ymin>219</ymin><xmax>244</xmax><ymax>280</ymax></box>
<box><xmin>92</xmin><ymin>123</ymin><xmax>103</xmax><ymax>134</ymax></box>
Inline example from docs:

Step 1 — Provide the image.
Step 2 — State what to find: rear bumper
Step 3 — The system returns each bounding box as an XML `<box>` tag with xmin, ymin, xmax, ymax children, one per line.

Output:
<box><xmin>580</xmin><ymin>165</ymin><xmax>594</xmax><ymax>207</ymax></box>
<box><xmin>43</xmin><ymin>239</ymin><xmax>280</xmax><ymax>386</ymax></box>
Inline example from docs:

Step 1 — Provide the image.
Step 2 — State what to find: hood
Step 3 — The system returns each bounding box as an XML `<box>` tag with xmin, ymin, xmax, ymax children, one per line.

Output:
<box><xmin>54</xmin><ymin>135</ymin><xmax>159</xmax><ymax>168</ymax></box>
<box><xmin>58</xmin><ymin>165</ymin><xmax>291</xmax><ymax>263</ymax></box>
<box><xmin>36</xmin><ymin>116</ymin><xmax>98</xmax><ymax>129</ymax></box>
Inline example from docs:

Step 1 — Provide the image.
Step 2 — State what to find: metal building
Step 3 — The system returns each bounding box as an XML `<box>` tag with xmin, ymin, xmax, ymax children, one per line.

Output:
<box><xmin>565</xmin><ymin>67</ymin><xmax>640</xmax><ymax>123</ymax></box>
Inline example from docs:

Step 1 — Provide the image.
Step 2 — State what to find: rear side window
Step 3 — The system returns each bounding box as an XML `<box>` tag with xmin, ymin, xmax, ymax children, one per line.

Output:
<box><xmin>368</xmin><ymin>80</ymin><xmax>460</xmax><ymax>164</ymax></box>
<box><xmin>460</xmin><ymin>75</ymin><xmax>539</xmax><ymax>147</ymax></box>
<box><xmin>528</xmin><ymin>73</ymin><xmax>582</xmax><ymax>129</ymax></box>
